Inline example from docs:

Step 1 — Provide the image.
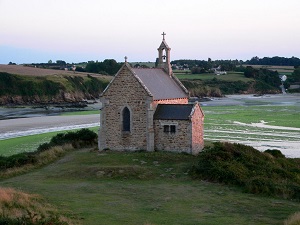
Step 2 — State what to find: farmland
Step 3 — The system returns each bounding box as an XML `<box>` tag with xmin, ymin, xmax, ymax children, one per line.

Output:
<box><xmin>243</xmin><ymin>65</ymin><xmax>295</xmax><ymax>75</ymax></box>
<box><xmin>175</xmin><ymin>71</ymin><xmax>254</xmax><ymax>82</ymax></box>
<box><xmin>0</xmin><ymin>64</ymin><xmax>110</xmax><ymax>79</ymax></box>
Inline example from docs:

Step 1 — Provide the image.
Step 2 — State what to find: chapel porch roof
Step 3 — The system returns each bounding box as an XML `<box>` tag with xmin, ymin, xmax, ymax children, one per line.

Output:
<box><xmin>153</xmin><ymin>104</ymin><xmax>195</xmax><ymax>120</ymax></box>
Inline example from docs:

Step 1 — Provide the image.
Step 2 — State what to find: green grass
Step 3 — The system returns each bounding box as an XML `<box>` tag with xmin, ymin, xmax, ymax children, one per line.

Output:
<box><xmin>0</xmin><ymin>127</ymin><xmax>99</xmax><ymax>157</ymax></box>
<box><xmin>175</xmin><ymin>72</ymin><xmax>254</xmax><ymax>82</ymax></box>
<box><xmin>203</xmin><ymin>105</ymin><xmax>300</xmax><ymax>128</ymax></box>
<box><xmin>203</xmin><ymin>105</ymin><xmax>300</xmax><ymax>155</ymax></box>
<box><xmin>0</xmin><ymin>150</ymin><xmax>299</xmax><ymax>225</ymax></box>
<box><xmin>61</xmin><ymin>110</ymin><xmax>99</xmax><ymax>116</ymax></box>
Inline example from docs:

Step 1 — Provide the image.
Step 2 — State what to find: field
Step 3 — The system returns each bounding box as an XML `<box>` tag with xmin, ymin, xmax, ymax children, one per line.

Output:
<box><xmin>0</xmin><ymin>64</ymin><xmax>105</xmax><ymax>78</ymax></box>
<box><xmin>0</xmin><ymin>127</ymin><xmax>99</xmax><ymax>157</ymax></box>
<box><xmin>1</xmin><ymin>150</ymin><xmax>299</xmax><ymax>225</ymax></box>
<box><xmin>243</xmin><ymin>65</ymin><xmax>295</xmax><ymax>75</ymax></box>
<box><xmin>175</xmin><ymin>71</ymin><xmax>254</xmax><ymax>82</ymax></box>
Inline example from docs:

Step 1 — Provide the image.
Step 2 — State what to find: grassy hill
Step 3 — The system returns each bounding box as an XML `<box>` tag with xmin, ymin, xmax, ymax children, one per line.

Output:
<box><xmin>0</xmin><ymin>65</ymin><xmax>111</xmax><ymax>105</ymax></box>
<box><xmin>174</xmin><ymin>71</ymin><xmax>282</xmax><ymax>97</ymax></box>
<box><xmin>0</xmin><ymin>135</ymin><xmax>300</xmax><ymax>224</ymax></box>
<box><xmin>0</xmin><ymin>64</ymin><xmax>110</xmax><ymax>78</ymax></box>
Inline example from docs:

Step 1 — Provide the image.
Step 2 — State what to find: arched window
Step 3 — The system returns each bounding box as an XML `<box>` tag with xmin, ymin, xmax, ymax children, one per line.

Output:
<box><xmin>162</xmin><ymin>48</ymin><xmax>166</xmax><ymax>62</ymax></box>
<box><xmin>122</xmin><ymin>107</ymin><xmax>130</xmax><ymax>132</ymax></box>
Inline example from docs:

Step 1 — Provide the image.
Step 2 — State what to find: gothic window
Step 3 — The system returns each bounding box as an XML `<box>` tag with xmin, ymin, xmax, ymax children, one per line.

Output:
<box><xmin>122</xmin><ymin>107</ymin><xmax>130</xmax><ymax>132</ymax></box>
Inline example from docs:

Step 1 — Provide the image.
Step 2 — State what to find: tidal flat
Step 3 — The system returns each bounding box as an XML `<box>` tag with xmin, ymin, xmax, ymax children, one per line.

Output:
<box><xmin>0</xmin><ymin>94</ymin><xmax>299</xmax><ymax>157</ymax></box>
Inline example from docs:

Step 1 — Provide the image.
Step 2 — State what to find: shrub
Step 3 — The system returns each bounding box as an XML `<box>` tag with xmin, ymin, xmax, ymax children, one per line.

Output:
<box><xmin>1</xmin><ymin>129</ymin><xmax>97</xmax><ymax>171</ymax></box>
<box><xmin>37</xmin><ymin>128</ymin><xmax>97</xmax><ymax>152</ymax></box>
<box><xmin>190</xmin><ymin>142</ymin><xmax>300</xmax><ymax>200</ymax></box>
<box><xmin>265</xmin><ymin>149</ymin><xmax>286</xmax><ymax>158</ymax></box>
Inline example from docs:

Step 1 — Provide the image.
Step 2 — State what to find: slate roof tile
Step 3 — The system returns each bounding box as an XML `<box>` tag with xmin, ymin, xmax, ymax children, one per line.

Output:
<box><xmin>132</xmin><ymin>68</ymin><xmax>188</xmax><ymax>100</ymax></box>
<box><xmin>153</xmin><ymin>104</ymin><xmax>194</xmax><ymax>120</ymax></box>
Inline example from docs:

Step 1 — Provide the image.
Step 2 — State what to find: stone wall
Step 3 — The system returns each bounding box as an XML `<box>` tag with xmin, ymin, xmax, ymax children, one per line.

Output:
<box><xmin>191</xmin><ymin>103</ymin><xmax>204</xmax><ymax>154</ymax></box>
<box><xmin>99</xmin><ymin>65</ymin><xmax>152</xmax><ymax>151</ymax></box>
<box><xmin>154</xmin><ymin>119</ymin><xmax>192</xmax><ymax>154</ymax></box>
<box><xmin>152</xmin><ymin>98</ymin><xmax>188</xmax><ymax>110</ymax></box>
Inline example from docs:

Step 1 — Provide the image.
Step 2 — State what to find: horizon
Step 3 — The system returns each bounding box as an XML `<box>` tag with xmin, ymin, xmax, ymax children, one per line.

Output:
<box><xmin>1</xmin><ymin>0</ymin><xmax>300</xmax><ymax>64</ymax></box>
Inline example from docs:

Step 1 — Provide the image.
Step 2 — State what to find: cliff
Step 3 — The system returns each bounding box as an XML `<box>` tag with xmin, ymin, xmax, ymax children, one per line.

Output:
<box><xmin>0</xmin><ymin>71</ymin><xmax>110</xmax><ymax>105</ymax></box>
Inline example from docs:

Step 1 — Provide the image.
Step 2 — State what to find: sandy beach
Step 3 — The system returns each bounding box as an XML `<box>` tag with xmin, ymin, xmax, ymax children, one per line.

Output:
<box><xmin>0</xmin><ymin>114</ymin><xmax>100</xmax><ymax>139</ymax></box>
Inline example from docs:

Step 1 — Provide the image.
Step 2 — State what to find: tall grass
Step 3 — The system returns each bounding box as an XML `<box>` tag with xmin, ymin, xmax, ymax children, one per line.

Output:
<box><xmin>285</xmin><ymin>212</ymin><xmax>300</xmax><ymax>225</ymax></box>
<box><xmin>0</xmin><ymin>145</ymin><xmax>73</xmax><ymax>179</ymax></box>
<box><xmin>0</xmin><ymin>128</ymin><xmax>98</xmax><ymax>179</ymax></box>
<box><xmin>0</xmin><ymin>188</ymin><xmax>75</xmax><ymax>225</ymax></box>
<box><xmin>0</xmin><ymin>187</ymin><xmax>76</xmax><ymax>224</ymax></box>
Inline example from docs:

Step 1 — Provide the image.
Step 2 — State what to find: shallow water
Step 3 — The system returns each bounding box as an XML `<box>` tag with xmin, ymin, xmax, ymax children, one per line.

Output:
<box><xmin>0</xmin><ymin>94</ymin><xmax>299</xmax><ymax>157</ymax></box>
<box><xmin>203</xmin><ymin>94</ymin><xmax>300</xmax><ymax>158</ymax></box>
<box><xmin>201</xmin><ymin>93</ymin><xmax>300</xmax><ymax>107</ymax></box>
<box><xmin>0</xmin><ymin>114</ymin><xmax>100</xmax><ymax>140</ymax></box>
<box><xmin>0</xmin><ymin>102</ymin><xmax>102</xmax><ymax>120</ymax></box>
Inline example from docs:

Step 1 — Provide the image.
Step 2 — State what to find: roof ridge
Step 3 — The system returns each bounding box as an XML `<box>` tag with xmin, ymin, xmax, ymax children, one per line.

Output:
<box><xmin>101</xmin><ymin>62</ymin><xmax>153</xmax><ymax>97</ymax></box>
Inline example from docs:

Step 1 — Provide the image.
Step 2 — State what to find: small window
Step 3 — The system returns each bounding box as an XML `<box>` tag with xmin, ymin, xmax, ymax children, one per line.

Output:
<box><xmin>122</xmin><ymin>107</ymin><xmax>130</xmax><ymax>132</ymax></box>
<box><xmin>163</xmin><ymin>125</ymin><xmax>170</xmax><ymax>133</ymax></box>
<box><xmin>163</xmin><ymin>125</ymin><xmax>176</xmax><ymax>134</ymax></box>
<box><xmin>170</xmin><ymin>125</ymin><xmax>176</xmax><ymax>133</ymax></box>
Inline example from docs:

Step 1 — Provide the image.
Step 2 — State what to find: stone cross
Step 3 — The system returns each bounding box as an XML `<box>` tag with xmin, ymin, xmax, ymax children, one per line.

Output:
<box><xmin>162</xmin><ymin>32</ymin><xmax>166</xmax><ymax>40</ymax></box>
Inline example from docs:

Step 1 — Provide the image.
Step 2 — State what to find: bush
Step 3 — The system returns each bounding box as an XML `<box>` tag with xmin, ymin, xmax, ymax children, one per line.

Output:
<box><xmin>265</xmin><ymin>149</ymin><xmax>286</xmax><ymax>158</ymax></box>
<box><xmin>190</xmin><ymin>142</ymin><xmax>300</xmax><ymax>200</ymax></box>
<box><xmin>37</xmin><ymin>128</ymin><xmax>97</xmax><ymax>152</ymax></box>
<box><xmin>1</xmin><ymin>129</ymin><xmax>98</xmax><ymax>171</ymax></box>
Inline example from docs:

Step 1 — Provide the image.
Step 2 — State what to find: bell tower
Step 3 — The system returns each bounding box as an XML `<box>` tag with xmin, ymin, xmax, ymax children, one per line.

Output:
<box><xmin>157</xmin><ymin>32</ymin><xmax>172</xmax><ymax>76</ymax></box>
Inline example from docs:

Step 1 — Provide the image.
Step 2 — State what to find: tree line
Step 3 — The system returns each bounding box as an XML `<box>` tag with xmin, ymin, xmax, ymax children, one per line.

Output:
<box><xmin>172</xmin><ymin>56</ymin><xmax>300</xmax><ymax>74</ymax></box>
<box><xmin>76</xmin><ymin>59</ymin><xmax>122</xmax><ymax>75</ymax></box>
<box><xmin>246</xmin><ymin>56</ymin><xmax>300</xmax><ymax>66</ymax></box>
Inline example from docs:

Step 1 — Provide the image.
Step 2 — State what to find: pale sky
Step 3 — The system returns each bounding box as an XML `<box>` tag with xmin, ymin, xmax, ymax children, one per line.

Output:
<box><xmin>1</xmin><ymin>0</ymin><xmax>300</xmax><ymax>64</ymax></box>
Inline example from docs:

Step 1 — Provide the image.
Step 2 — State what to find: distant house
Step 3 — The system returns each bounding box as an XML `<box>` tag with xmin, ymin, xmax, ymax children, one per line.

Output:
<box><xmin>212</xmin><ymin>66</ymin><xmax>227</xmax><ymax>75</ymax></box>
<box><xmin>98</xmin><ymin>34</ymin><xmax>205</xmax><ymax>154</ymax></box>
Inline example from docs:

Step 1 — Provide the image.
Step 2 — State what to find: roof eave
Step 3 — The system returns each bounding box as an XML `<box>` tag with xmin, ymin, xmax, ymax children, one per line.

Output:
<box><xmin>100</xmin><ymin>62</ymin><xmax>153</xmax><ymax>98</ymax></box>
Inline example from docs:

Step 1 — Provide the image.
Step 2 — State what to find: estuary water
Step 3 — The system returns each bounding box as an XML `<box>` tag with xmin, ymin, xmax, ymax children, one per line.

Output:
<box><xmin>0</xmin><ymin>114</ymin><xmax>100</xmax><ymax>140</ymax></box>
<box><xmin>0</xmin><ymin>94</ymin><xmax>299</xmax><ymax>157</ymax></box>
<box><xmin>202</xmin><ymin>94</ymin><xmax>300</xmax><ymax>158</ymax></box>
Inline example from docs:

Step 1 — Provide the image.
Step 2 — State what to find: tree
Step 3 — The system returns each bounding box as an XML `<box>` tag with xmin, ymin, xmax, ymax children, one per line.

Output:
<box><xmin>85</xmin><ymin>59</ymin><xmax>122</xmax><ymax>75</ymax></box>
<box><xmin>290</xmin><ymin>68</ymin><xmax>300</xmax><ymax>82</ymax></box>
<box><xmin>56</xmin><ymin>60</ymin><xmax>66</xmax><ymax>66</ymax></box>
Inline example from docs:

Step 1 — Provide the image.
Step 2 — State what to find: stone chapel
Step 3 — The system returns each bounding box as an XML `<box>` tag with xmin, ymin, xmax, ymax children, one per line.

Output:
<box><xmin>98</xmin><ymin>33</ymin><xmax>204</xmax><ymax>155</ymax></box>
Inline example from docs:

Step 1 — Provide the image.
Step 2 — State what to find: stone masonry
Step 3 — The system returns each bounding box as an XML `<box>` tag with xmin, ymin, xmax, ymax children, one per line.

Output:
<box><xmin>98</xmin><ymin>33</ymin><xmax>204</xmax><ymax>154</ymax></box>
